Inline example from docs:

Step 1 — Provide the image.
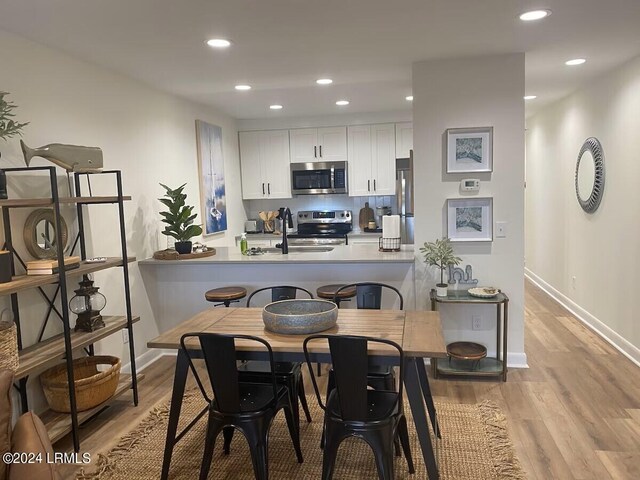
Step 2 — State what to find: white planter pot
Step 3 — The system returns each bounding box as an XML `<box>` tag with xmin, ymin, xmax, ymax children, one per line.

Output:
<box><xmin>436</xmin><ymin>284</ymin><xmax>448</xmax><ymax>297</ymax></box>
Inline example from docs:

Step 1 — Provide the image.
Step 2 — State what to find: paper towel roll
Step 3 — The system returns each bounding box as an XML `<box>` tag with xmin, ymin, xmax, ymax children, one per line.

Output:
<box><xmin>382</xmin><ymin>215</ymin><xmax>400</xmax><ymax>239</ymax></box>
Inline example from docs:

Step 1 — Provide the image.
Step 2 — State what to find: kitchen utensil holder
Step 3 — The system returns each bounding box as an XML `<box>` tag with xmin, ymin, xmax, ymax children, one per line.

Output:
<box><xmin>379</xmin><ymin>237</ymin><xmax>401</xmax><ymax>252</ymax></box>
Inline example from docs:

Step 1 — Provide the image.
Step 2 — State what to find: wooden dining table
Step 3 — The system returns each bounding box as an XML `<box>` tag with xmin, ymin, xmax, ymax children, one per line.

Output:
<box><xmin>147</xmin><ymin>307</ymin><xmax>447</xmax><ymax>480</ymax></box>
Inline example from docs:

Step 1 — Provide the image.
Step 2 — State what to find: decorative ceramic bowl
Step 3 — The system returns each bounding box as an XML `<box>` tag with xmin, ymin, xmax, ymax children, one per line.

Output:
<box><xmin>262</xmin><ymin>299</ymin><xmax>338</xmax><ymax>335</ymax></box>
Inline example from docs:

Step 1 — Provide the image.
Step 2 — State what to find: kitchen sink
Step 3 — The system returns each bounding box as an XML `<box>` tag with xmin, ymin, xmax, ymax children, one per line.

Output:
<box><xmin>261</xmin><ymin>246</ymin><xmax>334</xmax><ymax>253</ymax></box>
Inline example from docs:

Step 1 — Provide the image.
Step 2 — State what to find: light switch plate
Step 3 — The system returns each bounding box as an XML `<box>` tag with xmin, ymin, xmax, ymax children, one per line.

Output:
<box><xmin>496</xmin><ymin>221</ymin><xmax>507</xmax><ymax>238</ymax></box>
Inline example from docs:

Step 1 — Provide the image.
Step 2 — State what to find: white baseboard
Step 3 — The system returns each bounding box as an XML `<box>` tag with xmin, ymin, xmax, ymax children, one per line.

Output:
<box><xmin>121</xmin><ymin>349</ymin><xmax>176</xmax><ymax>374</ymax></box>
<box><xmin>525</xmin><ymin>268</ymin><xmax>640</xmax><ymax>368</ymax></box>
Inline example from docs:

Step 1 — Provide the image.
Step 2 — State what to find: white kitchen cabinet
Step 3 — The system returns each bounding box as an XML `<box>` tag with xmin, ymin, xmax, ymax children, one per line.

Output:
<box><xmin>239</xmin><ymin>130</ymin><xmax>291</xmax><ymax>200</ymax></box>
<box><xmin>395</xmin><ymin>122</ymin><xmax>413</xmax><ymax>158</ymax></box>
<box><xmin>347</xmin><ymin>124</ymin><xmax>396</xmax><ymax>196</ymax></box>
<box><xmin>290</xmin><ymin>126</ymin><xmax>347</xmax><ymax>163</ymax></box>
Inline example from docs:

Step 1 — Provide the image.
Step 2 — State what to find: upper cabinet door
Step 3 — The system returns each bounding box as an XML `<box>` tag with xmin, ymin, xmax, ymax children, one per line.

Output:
<box><xmin>347</xmin><ymin>125</ymin><xmax>373</xmax><ymax>197</ymax></box>
<box><xmin>395</xmin><ymin>122</ymin><xmax>413</xmax><ymax>158</ymax></box>
<box><xmin>239</xmin><ymin>131</ymin><xmax>265</xmax><ymax>200</ymax></box>
<box><xmin>290</xmin><ymin>128</ymin><xmax>318</xmax><ymax>163</ymax></box>
<box><xmin>317</xmin><ymin>126</ymin><xmax>347</xmax><ymax>162</ymax></box>
<box><xmin>261</xmin><ymin>130</ymin><xmax>292</xmax><ymax>199</ymax></box>
<box><xmin>371</xmin><ymin>124</ymin><xmax>396</xmax><ymax>195</ymax></box>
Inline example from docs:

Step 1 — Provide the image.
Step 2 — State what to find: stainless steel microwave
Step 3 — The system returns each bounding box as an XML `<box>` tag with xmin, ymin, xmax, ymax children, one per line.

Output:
<box><xmin>290</xmin><ymin>161</ymin><xmax>348</xmax><ymax>195</ymax></box>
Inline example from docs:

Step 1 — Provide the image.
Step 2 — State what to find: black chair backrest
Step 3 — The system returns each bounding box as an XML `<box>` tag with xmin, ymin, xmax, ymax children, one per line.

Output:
<box><xmin>246</xmin><ymin>285</ymin><xmax>313</xmax><ymax>307</ymax></box>
<box><xmin>180</xmin><ymin>333</ymin><xmax>278</xmax><ymax>413</ymax></box>
<box><xmin>303</xmin><ymin>334</ymin><xmax>404</xmax><ymax>421</ymax></box>
<box><xmin>334</xmin><ymin>282</ymin><xmax>403</xmax><ymax>310</ymax></box>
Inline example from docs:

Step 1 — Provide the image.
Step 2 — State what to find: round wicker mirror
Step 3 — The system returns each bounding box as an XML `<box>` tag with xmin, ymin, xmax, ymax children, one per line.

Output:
<box><xmin>575</xmin><ymin>137</ymin><xmax>605</xmax><ymax>213</ymax></box>
<box><xmin>23</xmin><ymin>209</ymin><xmax>68</xmax><ymax>259</ymax></box>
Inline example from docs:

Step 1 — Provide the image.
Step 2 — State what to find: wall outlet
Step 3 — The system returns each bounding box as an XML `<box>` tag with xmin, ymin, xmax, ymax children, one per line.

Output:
<box><xmin>496</xmin><ymin>221</ymin><xmax>507</xmax><ymax>238</ymax></box>
<box><xmin>472</xmin><ymin>315</ymin><xmax>482</xmax><ymax>330</ymax></box>
<box><xmin>122</xmin><ymin>329</ymin><xmax>129</xmax><ymax>344</ymax></box>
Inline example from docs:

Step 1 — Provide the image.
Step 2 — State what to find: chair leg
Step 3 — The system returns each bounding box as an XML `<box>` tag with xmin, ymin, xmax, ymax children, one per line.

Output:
<box><xmin>317</xmin><ymin>362</ymin><xmax>322</xmax><ymax>376</ymax></box>
<box><xmin>287</xmin><ymin>375</ymin><xmax>301</xmax><ymax>429</ymax></box>
<box><xmin>241</xmin><ymin>420</ymin><xmax>272</xmax><ymax>480</ymax></box>
<box><xmin>200</xmin><ymin>415</ymin><xmax>223</xmax><ymax>480</ymax></box>
<box><xmin>282</xmin><ymin>402</ymin><xmax>304</xmax><ymax>463</ymax></box>
<box><xmin>397</xmin><ymin>415</ymin><xmax>415</xmax><ymax>474</ymax></box>
<box><xmin>298</xmin><ymin>376</ymin><xmax>312</xmax><ymax>423</ymax></box>
<box><xmin>223</xmin><ymin>426</ymin><xmax>234</xmax><ymax>454</ymax></box>
<box><xmin>322</xmin><ymin>422</ymin><xmax>346</xmax><ymax>480</ymax></box>
<box><xmin>366</xmin><ymin>429</ymin><xmax>396</xmax><ymax>480</ymax></box>
<box><xmin>320</xmin><ymin>372</ymin><xmax>336</xmax><ymax>449</ymax></box>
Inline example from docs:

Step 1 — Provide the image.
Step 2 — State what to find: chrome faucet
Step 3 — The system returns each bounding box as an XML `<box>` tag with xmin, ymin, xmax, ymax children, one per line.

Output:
<box><xmin>276</xmin><ymin>207</ymin><xmax>293</xmax><ymax>254</ymax></box>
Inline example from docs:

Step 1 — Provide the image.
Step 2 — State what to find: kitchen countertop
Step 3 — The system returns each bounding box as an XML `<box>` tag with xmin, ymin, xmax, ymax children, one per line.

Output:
<box><xmin>139</xmin><ymin>244</ymin><xmax>416</xmax><ymax>265</ymax></box>
<box><xmin>237</xmin><ymin>231</ymin><xmax>384</xmax><ymax>240</ymax></box>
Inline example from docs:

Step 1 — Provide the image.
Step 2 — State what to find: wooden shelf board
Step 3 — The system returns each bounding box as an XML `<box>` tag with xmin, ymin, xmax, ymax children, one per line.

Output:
<box><xmin>0</xmin><ymin>196</ymin><xmax>131</xmax><ymax>208</ymax></box>
<box><xmin>0</xmin><ymin>257</ymin><xmax>136</xmax><ymax>297</ymax></box>
<box><xmin>44</xmin><ymin>373</ymin><xmax>144</xmax><ymax>444</ymax></box>
<box><xmin>16</xmin><ymin>315</ymin><xmax>141</xmax><ymax>379</ymax></box>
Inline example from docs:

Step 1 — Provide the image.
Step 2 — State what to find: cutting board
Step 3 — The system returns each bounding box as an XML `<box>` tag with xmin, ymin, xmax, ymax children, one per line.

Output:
<box><xmin>358</xmin><ymin>202</ymin><xmax>375</xmax><ymax>230</ymax></box>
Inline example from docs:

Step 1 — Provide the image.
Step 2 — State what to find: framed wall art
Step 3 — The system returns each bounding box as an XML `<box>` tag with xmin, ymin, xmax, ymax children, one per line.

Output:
<box><xmin>447</xmin><ymin>197</ymin><xmax>493</xmax><ymax>242</ymax></box>
<box><xmin>196</xmin><ymin>120</ymin><xmax>227</xmax><ymax>235</ymax></box>
<box><xmin>446</xmin><ymin>126</ymin><xmax>493</xmax><ymax>173</ymax></box>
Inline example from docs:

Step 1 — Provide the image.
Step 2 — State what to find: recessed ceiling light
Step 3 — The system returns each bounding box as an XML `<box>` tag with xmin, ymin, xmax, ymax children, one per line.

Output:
<box><xmin>565</xmin><ymin>58</ymin><xmax>586</xmax><ymax>66</ymax></box>
<box><xmin>335</xmin><ymin>100</ymin><xmax>350</xmax><ymax>106</ymax></box>
<box><xmin>405</xmin><ymin>95</ymin><xmax>414</xmax><ymax>101</ymax></box>
<box><xmin>519</xmin><ymin>10</ymin><xmax>551</xmax><ymax>21</ymax></box>
<box><xmin>206</xmin><ymin>38</ymin><xmax>231</xmax><ymax>48</ymax></box>
<box><xmin>316</xmin><ymin>78</ymin><xmax>333</xmax><ymax>85</ymax></box>
<box><xmin>524</xmin><ymin>95</ymin><xmax>537</xmax><ymax>100</ymax></box>
<box><xmin>235</xmin><ymin>84</ymin><xmax>252</xmax><ymax>91</ymax></box>
<box><xmin>269</xmin><ymin>104</ymin><xmax>283</xmax><ymax>110</ymax></box>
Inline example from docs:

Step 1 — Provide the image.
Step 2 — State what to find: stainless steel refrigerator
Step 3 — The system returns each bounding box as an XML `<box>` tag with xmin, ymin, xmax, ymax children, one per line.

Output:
<box><xmin>396</xmin><ymin>152</ymin><xmax>414</xmax><ymax>244</ymax></box>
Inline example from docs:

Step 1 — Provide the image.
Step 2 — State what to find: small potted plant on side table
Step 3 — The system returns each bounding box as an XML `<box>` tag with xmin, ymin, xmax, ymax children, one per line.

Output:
<box><xmin>159</xmin><ymin>183</ymin><xmax>203</xmax><ymax>254</ymax></box>
<box><xmin>420</xmin><ymin>237</ymin><xmax>461</xmax><ymax>297</ymax></box>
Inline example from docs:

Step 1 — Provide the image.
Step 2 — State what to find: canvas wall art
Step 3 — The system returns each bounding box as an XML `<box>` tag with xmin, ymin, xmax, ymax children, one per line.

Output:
<box><xmin>196</xmin><ymin>120</ymin><xmax>227</xmax><ymax>235</ymax></box>
<box><xmin>447</xmin><ymin>197</ymin><xmax>493</xmax><ymax>242</ymax></box>
<box><xmin>446</xmin><ymin>127</ymin><xmax>493</xmax><ymax>173</ymax></box>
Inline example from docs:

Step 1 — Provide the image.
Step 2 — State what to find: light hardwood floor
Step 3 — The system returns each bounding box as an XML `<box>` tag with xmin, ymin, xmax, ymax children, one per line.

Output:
<box><xmin>56</xmin><ymin>280</ymin><xmax>640</xmax><ymax>479</ymax></box>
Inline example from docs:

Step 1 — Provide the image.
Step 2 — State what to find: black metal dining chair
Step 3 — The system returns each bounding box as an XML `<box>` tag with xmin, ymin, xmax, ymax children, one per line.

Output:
<box><xmin>180</xmin><ymin>332</ymin><xmax>303</xmax><ymax>480</ymax></box>
<box><xmin>333</xmin><ymin>283</ymin><xmax>404</xmax><ymax>391</ymax></box>
<box><xmin>303</xmin><ymin>334</ymin><xmax>414</xmax><ymax>480</ymax></box>
<box><xmin>240</xmin><ymin>285</ymin><xmax>313</xmax><ymax>425</ymax></box>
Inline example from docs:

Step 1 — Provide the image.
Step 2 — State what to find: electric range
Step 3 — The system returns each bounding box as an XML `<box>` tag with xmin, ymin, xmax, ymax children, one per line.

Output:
<box><xmin>286</xmin><ymin>210</ymin><xmax>352</xmax><ymax>245</ymax></box>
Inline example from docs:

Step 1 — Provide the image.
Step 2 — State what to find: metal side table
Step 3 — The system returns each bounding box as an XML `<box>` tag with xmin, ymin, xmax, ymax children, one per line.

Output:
<box><xmin>430</xmin><ymin>289</ymin><xmax>509</xmax><ymax>382</ymax></box>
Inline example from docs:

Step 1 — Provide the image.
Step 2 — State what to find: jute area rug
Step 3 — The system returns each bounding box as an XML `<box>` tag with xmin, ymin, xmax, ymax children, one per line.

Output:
<box><xmin>77</xmin><ymin>391</ymin><xmax>526</xmax><ymax>480</ymax></box>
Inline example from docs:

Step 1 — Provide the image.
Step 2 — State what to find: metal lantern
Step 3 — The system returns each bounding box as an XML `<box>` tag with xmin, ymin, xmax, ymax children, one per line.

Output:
<box><xmin>70</xmin><ymin>278</ymin><xmax>106</xmax><ymax>332</ymax></box>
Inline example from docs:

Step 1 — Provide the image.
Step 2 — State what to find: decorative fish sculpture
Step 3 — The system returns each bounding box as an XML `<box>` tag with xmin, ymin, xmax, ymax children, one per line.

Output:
<box><xmin>20</xmin><ymin>140</ymin><xmax>103</xmax><ymax>173</ymax></box>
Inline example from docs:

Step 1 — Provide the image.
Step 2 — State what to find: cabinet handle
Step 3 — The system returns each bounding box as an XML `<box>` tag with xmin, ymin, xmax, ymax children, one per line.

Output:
<box><xmin>262</xmin><ymin>183</ymin><xmax>265</xmax><ymax>195</ymax></box>
<box><xmin>374</xmin><ymin>179</ymin><xmax>376</xmax><ymax>191</ymax></box>
<box><xmin>368</xmin><ymin>180</ymin><xmax>370</xmax><ymax>192</ymax></box>
<box><xmin>267</xmin><ymin>183</ymin><xmax>271</xmax><ymax>195</ymax></box>
<box><xmin>319</xmin><ymin>145</ymin><xmax>322</xmax><ymax>157</ymax></box>
<box><xmin>314</xmin><ymin>146</ymin><xmax>317</xmax><ymax>158</ymax></box>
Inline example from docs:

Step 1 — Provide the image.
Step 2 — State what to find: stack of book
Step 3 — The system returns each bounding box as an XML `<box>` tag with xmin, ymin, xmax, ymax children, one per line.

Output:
<box><xmin>26</xmin><ymin>256</ymin><xmax>81</xmax><ymax>275</ymax></box>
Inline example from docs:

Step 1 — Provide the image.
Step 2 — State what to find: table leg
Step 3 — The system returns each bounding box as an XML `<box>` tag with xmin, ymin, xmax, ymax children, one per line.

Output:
<box><xmin>160</xmin><ymin>350</ymin><xmax>190</xmax><ymax>480</ymax></box>
<box><xmin>496</xmin><ymin>304</ymin><xmax>501</xmax><ymax>363</ymax></box>
<box><xmin>416</xmin><ymin>358</ymin><xmax>441</xmax><ymax>438</ymax></box>
<box><xmin>405</xmin><ymin>357</ymin><xmax>439</xmax><ymax>480</ymax></box>
<box><xmin>502</xmin><ymin>301</ymin><xmax>509</xmax><ymax>382</ymax></box>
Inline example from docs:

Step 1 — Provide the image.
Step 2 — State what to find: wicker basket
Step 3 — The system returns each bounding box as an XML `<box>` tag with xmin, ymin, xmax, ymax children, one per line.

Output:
<box><xmin>0</xmin><ymin>310</ymin><xmax>19</xmax><ymax>374</ymax></box>
<box><xmin>40</xmin><ymin>356</ymin><xmax>121</xmax><ymax>413</ymax></box>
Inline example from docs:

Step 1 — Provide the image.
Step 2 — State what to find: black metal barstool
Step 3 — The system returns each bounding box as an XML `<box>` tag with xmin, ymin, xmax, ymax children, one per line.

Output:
<box><xmin>316</xmin><ymin>284</ymin><xmax>357</xmax><ymax>308</ymax></box>
<box><xmin>204</xmin><ymin>286</ymin><xmax>247</xmax><ymax>307</ymax></box>
<box><xmin>239</xmin><ymin>285</ymin><xmax>314</xmax><ymax>425</ymax></box>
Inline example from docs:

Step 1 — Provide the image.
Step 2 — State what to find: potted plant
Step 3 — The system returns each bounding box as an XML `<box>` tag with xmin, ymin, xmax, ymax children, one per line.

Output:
<box><xmin>420</xmin><ymin>237</ymin><xmax>462</xmax><ymax>297</ymax></box>
<box><xmin>0</xmin><ymin>92</ymin><xmax>29</xmax><ymax>199</ymax></box>
<box><xmin>159</xmin><ymin>183</ymin><xmax>203</xmax><ymax>254</ymax></box>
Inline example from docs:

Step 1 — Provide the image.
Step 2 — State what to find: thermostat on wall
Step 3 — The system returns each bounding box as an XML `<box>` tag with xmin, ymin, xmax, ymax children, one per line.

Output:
<box><xmin>460</xmin><ymin>179</ymin><xmax>480</xmax><ymax>192</ymax></box>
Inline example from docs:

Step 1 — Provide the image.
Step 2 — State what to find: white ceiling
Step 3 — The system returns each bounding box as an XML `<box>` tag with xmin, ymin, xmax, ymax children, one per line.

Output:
<box><xmin>0</xmin><ymin>0</ymin><xmax>639</xmax><ymax>120</ymax></box>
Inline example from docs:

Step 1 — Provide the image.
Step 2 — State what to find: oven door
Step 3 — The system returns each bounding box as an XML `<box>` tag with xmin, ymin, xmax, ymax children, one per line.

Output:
<box><xmin>291</xmin><ymin>162</ymin><xmax>348</xmax><ymax>195</ymax></box>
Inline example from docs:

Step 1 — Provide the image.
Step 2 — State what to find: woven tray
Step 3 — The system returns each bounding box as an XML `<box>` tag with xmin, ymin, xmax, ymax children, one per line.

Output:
<box><xmin>153</xmin><ymin>248</ymin><xmax>216</xmax><ymax>260</ymax></box>
<box><xmin>40</xmin><ymin>355</ymin><xmax>121</xmax><ymax>413</ymax></box>
<box><xmin>0</xmin><ymin>317</ymin><xmax>18</xmax><ymax>374</ymax></box>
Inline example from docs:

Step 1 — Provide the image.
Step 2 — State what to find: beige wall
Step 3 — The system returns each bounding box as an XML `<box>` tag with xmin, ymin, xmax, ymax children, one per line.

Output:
<box><xmin>0</xmin><ymin>28</ymin><xmax>244</xmax><ymax>411</ymax></box>
<box><xmin>412</xmin><ymin>54</ymin><xmax>526</xmax><ymax>365</ymax></box>
<box><xmin>526</xmin><ymin>54</ymin><xmax>640</xmax><ymax>364</ymax></box>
